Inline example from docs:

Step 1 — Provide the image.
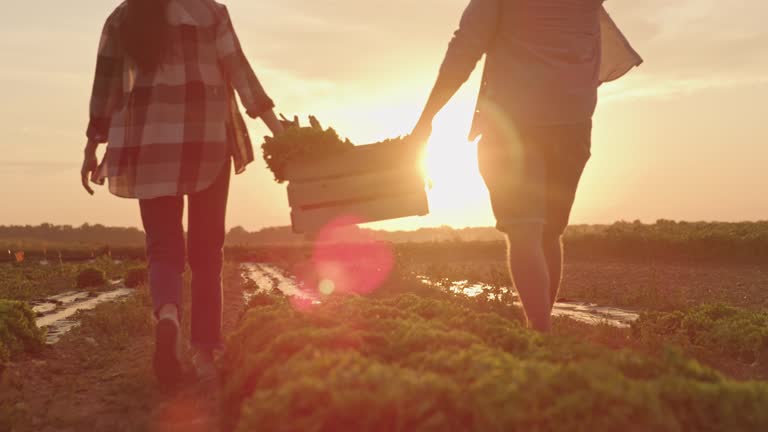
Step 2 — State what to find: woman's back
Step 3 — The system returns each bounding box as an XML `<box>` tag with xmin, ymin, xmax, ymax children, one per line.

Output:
<box><xmin>131</xmin><ymin>0</ymin><xmax>223</xmax><ymax>87</ymax></box>
<box><xmin>88</xmin><ymin>0</ymin><xmax>274</xmax><ymax>199</ymax></box>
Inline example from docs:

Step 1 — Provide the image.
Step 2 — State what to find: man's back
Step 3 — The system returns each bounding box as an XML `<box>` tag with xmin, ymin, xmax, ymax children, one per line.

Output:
<box><xmin>439</xmin><ymin>0</ymin><xmax>605</xmax><ymax>128</ymax></box>
<box><xmin>489</xmin><ymin>0</ymin><xmax>604</xmax><ymax>124</ymax></box>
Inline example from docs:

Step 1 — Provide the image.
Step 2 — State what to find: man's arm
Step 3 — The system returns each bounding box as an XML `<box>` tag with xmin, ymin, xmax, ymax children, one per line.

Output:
<box><xmin>412</xmin><ymin>0</ymin><xmax>498</xmax><ymax>142</ymax></box>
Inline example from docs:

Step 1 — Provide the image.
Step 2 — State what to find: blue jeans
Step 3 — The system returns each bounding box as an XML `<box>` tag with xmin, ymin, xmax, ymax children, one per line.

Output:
<box><xmin>139</xmin><ymin>164</ymin><xmax>230</xmax><ymax>351</ymax></box>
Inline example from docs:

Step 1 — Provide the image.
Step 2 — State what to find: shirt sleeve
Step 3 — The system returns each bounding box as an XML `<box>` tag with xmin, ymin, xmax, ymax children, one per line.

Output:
<box><xmin>86</xmin><ymin>18</ymin><xmax>124</xmax><ymax>143</ymax></box>
<box><xmin>438</xmin><ymin>0</ymin><xmax>498</xmax><ymax>90</ymax></box>
<box><xmin>216</xmin><ymin>6</ymin><xmax>275</xmax><ymax>119</ymax></box>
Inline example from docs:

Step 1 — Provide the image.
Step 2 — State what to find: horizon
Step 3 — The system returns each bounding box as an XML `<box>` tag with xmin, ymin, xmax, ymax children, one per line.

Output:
<box><xmin>1</xmin><ymin>0</ymin><xmax>767</xmax><ymax>231</ymax></box>
<box><xmin>2</xmin><ymin>219</ymin><xmax>767</xmax><ymax>237</ymax></box>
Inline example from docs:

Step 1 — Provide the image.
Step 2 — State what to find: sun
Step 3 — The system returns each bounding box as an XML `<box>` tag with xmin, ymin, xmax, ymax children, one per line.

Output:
<box><xmin>418</xmin><ymin>100</ymin><xmax>493</xmax><ymax>228</ymax></box>
<box><xmin>365</xmin><ymin>85</ymin><xmax>495</xmax><ymax>231</ymax></box>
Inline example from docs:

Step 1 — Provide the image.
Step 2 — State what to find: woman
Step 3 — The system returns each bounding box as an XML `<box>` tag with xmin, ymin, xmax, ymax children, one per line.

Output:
<box><xmin>82</xmin><ymin>0</ymin><xmax>283</xmax><ymax>387</ymax></box>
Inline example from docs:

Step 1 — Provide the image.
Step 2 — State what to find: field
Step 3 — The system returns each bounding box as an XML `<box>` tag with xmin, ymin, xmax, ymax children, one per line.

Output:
<box><xmin>1</xmin><ymin>222</ymin><xmax>767</xmax><ymax>431</ymax></box>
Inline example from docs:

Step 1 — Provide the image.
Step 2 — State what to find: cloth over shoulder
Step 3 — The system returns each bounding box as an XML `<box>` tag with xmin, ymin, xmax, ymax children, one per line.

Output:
<box><xmin>599</xmin><ymin>6</ymin><xmax>643</xmax><ymax>83</ymax></box>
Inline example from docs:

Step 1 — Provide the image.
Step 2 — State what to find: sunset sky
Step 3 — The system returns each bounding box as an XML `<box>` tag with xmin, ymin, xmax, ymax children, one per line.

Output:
<box><xmin>1</xmin><ymin>0</ymin><xmax>767</xmax><ymax>231</ymax></box>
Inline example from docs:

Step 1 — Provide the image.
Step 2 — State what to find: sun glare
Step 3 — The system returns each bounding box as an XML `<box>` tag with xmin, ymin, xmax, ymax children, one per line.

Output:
<box><xmin>418</xmin><ymin>101</ymin><xmax>491</xmax><ymax>228</ymax></box>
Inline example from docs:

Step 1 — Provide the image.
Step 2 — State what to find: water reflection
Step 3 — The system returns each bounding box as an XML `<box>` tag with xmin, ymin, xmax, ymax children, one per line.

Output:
<box><xmin>240</xmin><ymin>264</ymin><xmax>639</xmax><ymax>328</ymax></box>
<box><xmin>241</xmin><ymin>263</ymin><xmax>320</xmax><ymax>307</ymax></box>
<box><xmin>419</xmin><ymin>276</ymin><xmax>638</xmax><ymax>328</ymax></box>
<box><xmin>32</xmin><ymin>284</ymin><xmax>133</xmax><ymax>344</ymax></box>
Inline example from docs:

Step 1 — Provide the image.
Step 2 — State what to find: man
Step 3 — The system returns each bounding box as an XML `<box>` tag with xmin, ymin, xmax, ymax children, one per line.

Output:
<box><xmin>412</xmin><ymin>1</ymin><xmax>641</xmax><ymax>332</ymax></box>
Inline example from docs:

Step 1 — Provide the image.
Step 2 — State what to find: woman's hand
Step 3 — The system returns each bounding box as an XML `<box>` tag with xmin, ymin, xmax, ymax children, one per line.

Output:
<box><xmin>81</xmin><ymin>141</ymin><xmax>100</xmax><ymax>195</ymax></box>
<box><xmin>259</xmin><ymin>110</ymin><xmax>285</xmax><ymax>137</ymax></box>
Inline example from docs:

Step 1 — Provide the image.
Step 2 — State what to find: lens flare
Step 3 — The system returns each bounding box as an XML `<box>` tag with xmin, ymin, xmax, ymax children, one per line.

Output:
<box><xmin>319</xmin><ymin>279</ymin><xmax>336</xmax><ymax>296</ymax></box>
<box><xmin>293</xmin><ymin>215</ymin><xmax>395</xmax><ymax>303</ymax></box>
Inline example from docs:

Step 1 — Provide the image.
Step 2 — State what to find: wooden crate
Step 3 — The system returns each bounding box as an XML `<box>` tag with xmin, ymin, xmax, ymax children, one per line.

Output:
<box><xmin>285</xmin><ymin>139</ymin><xmax>429</xmax><ymax>234</ymax></box>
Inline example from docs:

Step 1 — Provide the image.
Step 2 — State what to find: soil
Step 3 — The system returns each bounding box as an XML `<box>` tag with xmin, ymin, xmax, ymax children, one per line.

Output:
<box><xmin>560</xmin><ymin>259</ymin><xmax>768</xmax><ymax>311</ymax></box>
<box><xmin>0</xmin><ymin>271</ymin><xmax>247</xmax><ymax>432</ymax></box>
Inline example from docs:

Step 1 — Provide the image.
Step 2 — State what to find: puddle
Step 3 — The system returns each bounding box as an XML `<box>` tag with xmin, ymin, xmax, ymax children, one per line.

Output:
<box><xmin>420</xmin><ymin>276</ymin><xmax>638</xmax><ymax>328</ymax></box>
<box><xmin>241</xmin><ymin>263</ymin><xmax>318</xmax><ymax>304</ymax></box>
<box><xmin>550</xmin><ymin>303</ymin><xmax>639</xmax><ymax>328</ymax></box>
<box><xmin>240</xmin><ymin>265</ymin><xmax>637</xmax><ymax>327</ymax></box>
<box><xmin>240</xmin><ymin>263</ymin><xmax>274</xmax><ymax>304</ymax></box>
<box><xmin>32</xmin><ymin>283</ymin><xmax>133</xmax><ymax>344</ymax></box>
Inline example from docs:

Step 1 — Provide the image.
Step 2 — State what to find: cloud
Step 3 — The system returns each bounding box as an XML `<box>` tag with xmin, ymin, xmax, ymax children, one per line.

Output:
<box><xmin>609</xmin><ymin>0</ymin><xmax>768</xmax><ymax>73</ymax></box>
<box><xmin>0</xmin><ymin>161</ymin><xmax>74</xmax><ymax>175</ymax></box>
<box><xmin>601</xmin><ymin>74</ymin><xmax>768</xmax><ymax>102</ymax></box>
<box><xmin>601</xmin><ymin>0</ymin><xmax>768</xmax><ymax>102</ymax></box>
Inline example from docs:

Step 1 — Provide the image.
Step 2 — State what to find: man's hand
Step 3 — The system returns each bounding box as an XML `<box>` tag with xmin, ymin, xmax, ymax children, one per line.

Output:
<box><xmin>81</xmin><ymin>142</ymin><xmax>99</xmax><ymax>195</ymax></box>
<box><xmin>410</xmin><ymin>117</ymin><xmax>433</xmax><ymax>147</ymax></box>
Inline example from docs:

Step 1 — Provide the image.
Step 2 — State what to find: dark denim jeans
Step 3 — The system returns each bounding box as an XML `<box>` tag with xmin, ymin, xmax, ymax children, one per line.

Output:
<box><xmin>139</xmin><ymin>164</ymin><xmax>230</xmax><ymax>351</ymax></box>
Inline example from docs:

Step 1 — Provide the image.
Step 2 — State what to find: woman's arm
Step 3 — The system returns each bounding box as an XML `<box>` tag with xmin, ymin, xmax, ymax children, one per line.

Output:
<box><xmin>260</xmin><ymin>109</ymin><xmax>284</xmax><ymax>136</ymax></box>
<box><xmin>86</xmin><ymin>17</ymin><xmax>123</xmax><ymax>145</ymax></box>
<box><xmin>82</xmin><ymin>17</ymin><xmax>122</xmax><ymax>194</ymax></box>
<box><xmin>215</xmin><ymin>5</ymin><xmax>276</xmax><ymax>120</ymax></box>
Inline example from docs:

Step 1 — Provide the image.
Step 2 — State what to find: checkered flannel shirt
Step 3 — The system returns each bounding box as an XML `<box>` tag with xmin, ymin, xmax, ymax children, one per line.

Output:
<box><xmin>87</xmin><ymin>0</ymin><xmax>274</xmax><ymax>199</ymax></box>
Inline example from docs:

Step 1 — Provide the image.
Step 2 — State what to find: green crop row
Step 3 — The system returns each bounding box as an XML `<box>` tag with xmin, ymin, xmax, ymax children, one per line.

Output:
<box><xmin>632</xmin><ymin>304</ymin><xmax>768</xmax><ymax>365</ymax></box>
<box><xmin>0</xmin><ymin>301</ymin><xmax>44</xmax><ymax>362</ymax></box>
<box><xmin>221</xmin><ymin>285</ymin><xmax>768</xmax><ymax>432</ymax></box>
<box><xmin>0</xmin><ymin>258</ymin><xmax>144</xmax><ymax>300</ymax></box>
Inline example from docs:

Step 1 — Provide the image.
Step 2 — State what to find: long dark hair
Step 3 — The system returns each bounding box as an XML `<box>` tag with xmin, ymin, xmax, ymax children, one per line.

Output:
<box><xmin>120</xmin><ymin>0</ymin><xmax>171</xmax><ymax>71</ymax></box>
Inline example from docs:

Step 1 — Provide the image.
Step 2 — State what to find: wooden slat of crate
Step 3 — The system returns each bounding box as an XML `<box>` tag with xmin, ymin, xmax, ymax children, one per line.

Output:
<box><xmin>284</xmin><ymin>139</ymin><xmax>421</xmax><ymax>183</ymax></box>
<box><xmin>287</xmin><ymin>169</ymin><xmax>424</xmax><ymax>209</ymax></box>
<box><xmin>291</xmin><ymin>191</ymin><xmax>429</xmax><ymax>234</ymax></box>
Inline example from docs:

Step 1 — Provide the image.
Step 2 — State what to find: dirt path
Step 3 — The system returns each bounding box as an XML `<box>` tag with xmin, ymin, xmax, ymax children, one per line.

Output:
<box><xmin>1</xmin><ymin>266</ymin><xmax>248</xmax><ymax>432</ymax></box>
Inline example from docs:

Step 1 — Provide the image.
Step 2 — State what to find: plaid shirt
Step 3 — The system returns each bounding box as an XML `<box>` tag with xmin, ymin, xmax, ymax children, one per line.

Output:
<box><xmin>87</xmin><ymin>0</ymin><xmax>274</xmax><ymax>199</ymax></box>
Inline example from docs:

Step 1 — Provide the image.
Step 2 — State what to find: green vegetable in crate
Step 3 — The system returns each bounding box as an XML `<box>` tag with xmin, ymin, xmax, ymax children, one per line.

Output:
<box><xmin>262</xmin><ymin>116</ymin><xmax>354</xmax><ymax>183</ymax></box>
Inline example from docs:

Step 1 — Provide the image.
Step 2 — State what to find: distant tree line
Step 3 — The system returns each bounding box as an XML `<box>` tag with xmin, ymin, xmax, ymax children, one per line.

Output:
<box><xmin>2</xmin><ymin>220</ymin><xmax>768</xmax><ymax>264</ymax></box>
<box><xmin>0</xmin><ymin>223</ymin><xmax>145</xmax><ymax>248</ymax></box>
<box><xmin>0</xmin><ymin>224</ymin><xmax>505</xmax><ymax>249</ymax></box>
